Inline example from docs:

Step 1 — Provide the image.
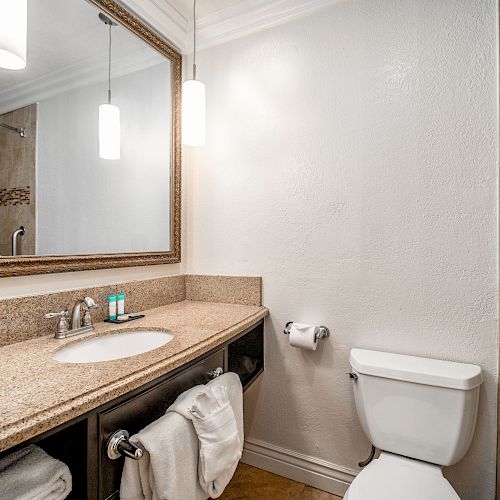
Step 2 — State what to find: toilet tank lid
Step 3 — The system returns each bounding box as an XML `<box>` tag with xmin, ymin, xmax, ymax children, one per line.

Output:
<box><xmin>349</xmin><ymin>349</ymin><xmax>482</xmax><ymax>390</ymax></box>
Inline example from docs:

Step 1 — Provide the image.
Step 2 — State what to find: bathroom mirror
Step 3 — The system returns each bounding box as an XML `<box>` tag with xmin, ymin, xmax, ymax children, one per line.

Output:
<box><xmin>0</xmin><ymin>0</ymin><xmax>181</xmax><ymax>276</ymax></box>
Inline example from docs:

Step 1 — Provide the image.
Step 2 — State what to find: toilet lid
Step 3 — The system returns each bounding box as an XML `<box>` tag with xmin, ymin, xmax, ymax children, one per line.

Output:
<box><xmin>346</xmin><ymin>453</ymin><xmax>460</xmax><ymax>500</ymax></box>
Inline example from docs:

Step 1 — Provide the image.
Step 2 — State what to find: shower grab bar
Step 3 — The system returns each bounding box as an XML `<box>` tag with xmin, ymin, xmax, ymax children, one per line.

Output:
<box><xmin>0</xmin><ymin>123</ymin><xmax>26</xmax><ymax>137</ymax></box>
<box><xmin>11</xmin><ymin>226</ymin><xmax>25</xmax><ymax>256</ymax></box>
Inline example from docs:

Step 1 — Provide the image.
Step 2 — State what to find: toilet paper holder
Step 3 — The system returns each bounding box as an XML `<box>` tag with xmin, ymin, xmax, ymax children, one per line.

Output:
<box><xmin>283</xmin><ymin>321</ymin><xmax>330</xmax><ymax>340</ymax></box>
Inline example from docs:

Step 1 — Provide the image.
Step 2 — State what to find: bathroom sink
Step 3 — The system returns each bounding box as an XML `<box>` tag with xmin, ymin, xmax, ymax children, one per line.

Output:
<box><xmin>52</xmin><ymin>330</ymin><xmax>173</xmax><ymax>363</ymax></box>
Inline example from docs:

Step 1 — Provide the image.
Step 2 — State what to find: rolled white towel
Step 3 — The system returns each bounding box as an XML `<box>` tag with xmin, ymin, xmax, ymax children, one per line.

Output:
<box><xmin>190</xmin><ymin>385</ymin><xmax>242</xmax><ymax>484</ymax></box>
<box><xmin>0</xmin><ymin>444</ymin><xmax>72</xmax><ymax>500</ymax></box>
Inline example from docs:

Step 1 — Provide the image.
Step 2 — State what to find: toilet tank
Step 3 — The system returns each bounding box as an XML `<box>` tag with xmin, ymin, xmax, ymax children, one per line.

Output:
<box><xmin>349</xmin><ymin>349</ymin><xmax>482</xmax><ymax>466</ymax></box>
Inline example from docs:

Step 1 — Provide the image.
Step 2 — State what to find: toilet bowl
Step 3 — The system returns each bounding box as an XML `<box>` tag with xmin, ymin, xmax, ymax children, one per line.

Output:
<box><xmin>345</xmin><ymin>349</ymin><xmax>482</xmax><ymax>499</ymax></box>
<box><xmin>344</xmin><ymin>452</ymin><xmax>458</xmax><ymax>500</ymax></box>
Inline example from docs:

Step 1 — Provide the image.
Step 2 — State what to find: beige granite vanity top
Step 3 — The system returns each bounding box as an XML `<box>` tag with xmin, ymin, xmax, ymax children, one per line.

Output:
<box><xmin>0</xmin><ymin>300</ymin><xmax>268</xmax><ymax>452</ymax></box>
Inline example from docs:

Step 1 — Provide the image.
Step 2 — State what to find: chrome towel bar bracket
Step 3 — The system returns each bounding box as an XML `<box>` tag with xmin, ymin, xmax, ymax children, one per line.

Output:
<box><xmin>107</xmin><ymin>429</ymin><xmax>143</xmax><ymax>460</ymax></box>
<box><xmin>283</xmin><ymin>321</ymin><xmax>330</xmax><ymax>340</ymax></box>
<box><xmin>210</xmin><ymin>367</ymin><xmax>224</xmax><ymax>379</ymax></box>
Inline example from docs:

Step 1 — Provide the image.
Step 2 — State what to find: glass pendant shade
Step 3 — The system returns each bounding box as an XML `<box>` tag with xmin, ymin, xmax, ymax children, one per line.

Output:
<box><xmin>99</xmin><ymin>104</ymin><xmax>120</xmax><ymax>160</ymax></box>
<box><xmin>182</xmin><ymin>79</ymin><xmax>206</xmax><ymax>147</ymax></box>
<box><xmin>0</xmin><ymin>0</ymin><xmax>27</xmax><ymax>70</ymax></box>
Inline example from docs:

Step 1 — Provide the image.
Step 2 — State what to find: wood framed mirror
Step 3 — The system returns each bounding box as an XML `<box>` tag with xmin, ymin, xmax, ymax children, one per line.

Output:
<box><xmin>0</xmin><ymin>0</ymin><xmax>181</xmax><ymax>277</ymax></box>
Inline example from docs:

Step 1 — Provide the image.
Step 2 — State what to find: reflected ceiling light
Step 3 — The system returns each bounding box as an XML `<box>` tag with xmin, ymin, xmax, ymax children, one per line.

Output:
<box><xmin>0</xmin><ymin>0</ymin><xmax>28</xmax><ymax>70</ymax></box>
<box><xmin>98</xmin><ymin>13</ymin><xmax>120</xmax><ymax>160</ymax></box>
<box><xmin>182</xmin><ymin>0</ymin><xmax>205</xmax><ymax>147</ymax></box>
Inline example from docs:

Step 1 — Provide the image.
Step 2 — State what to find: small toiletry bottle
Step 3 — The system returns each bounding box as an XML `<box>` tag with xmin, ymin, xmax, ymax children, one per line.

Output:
<box><xmin>108</xmin><ymin>295</ymin><xmax>117</xmax><ymax>320</ymax></box>
<box><xmin>117</xmin><ymin>293</ymin><xmax>125</xmax><ymax>316</ymax></box>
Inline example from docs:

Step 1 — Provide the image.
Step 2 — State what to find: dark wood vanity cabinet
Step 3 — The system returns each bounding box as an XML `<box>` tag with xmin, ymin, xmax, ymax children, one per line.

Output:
<box><xmin>99</xmin><ymin>349</ymin><xmax>225</xmax><ymax>499</ymax></box>
<box><xmin>2</xmin><ymin>320</ymin><xmax>264</xmax><ymax>500</ymax></box>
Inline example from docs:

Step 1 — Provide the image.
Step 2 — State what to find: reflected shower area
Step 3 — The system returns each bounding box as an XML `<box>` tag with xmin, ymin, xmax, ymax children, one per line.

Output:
<box><xmin>0</xmin><ymin>103</ymin><xmax>36</xmax><ymax>256</ymax></box>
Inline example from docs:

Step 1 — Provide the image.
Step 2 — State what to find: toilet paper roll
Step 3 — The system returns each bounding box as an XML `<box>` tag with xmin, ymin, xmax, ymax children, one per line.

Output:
<box><xmin>289</xmin><ymin>322</ymin><xmax>317</xmax><ymax>351</ymax></box>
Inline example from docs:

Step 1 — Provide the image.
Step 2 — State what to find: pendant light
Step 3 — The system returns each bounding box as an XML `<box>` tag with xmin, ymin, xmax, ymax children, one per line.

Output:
<box><xmin>182</xmin><ymin>0</ymin><xmax>206</xmax><ymax>147</ymax></box>
<box><xmin>98</xmin><ymin>13</ymin><xmax>120</xmax><ymax>160</ymax></box>
<box><xmin>0</xmin><ymin>0</ymin><xmax>28</xmax><ymax>70</ymax></box>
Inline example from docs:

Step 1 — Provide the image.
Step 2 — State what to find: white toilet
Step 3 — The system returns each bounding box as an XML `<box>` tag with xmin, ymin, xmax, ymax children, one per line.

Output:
<box><xmin>344</xmin><ymin>348</ymin><xmax>482</xmax><ymax>500</ymax></box>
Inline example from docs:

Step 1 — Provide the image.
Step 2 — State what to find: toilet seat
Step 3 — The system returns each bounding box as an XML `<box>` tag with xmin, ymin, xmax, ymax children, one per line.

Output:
<box><xmin>344</xmin><ymin>452</ymin><xmax>460</xmax><ymax>500</ymax></box>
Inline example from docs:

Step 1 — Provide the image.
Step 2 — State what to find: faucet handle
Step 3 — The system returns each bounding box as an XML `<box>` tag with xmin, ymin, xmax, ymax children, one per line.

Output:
<box><xmin>84</xmin><ymin>297</ymin><xmax>97</xmax><ymax>309</ymax></box>
<box><xmin>44</xmin><ymin>310</ymin><xmax>69</xmax><ymax>319</ymax></box>
<box><xmin>82</xmin><ymin>297</ymin><xmax>97</xmax><ymax>327</ymax></box>
<box><xmin>44</xmin><ymin>310</ymin><xmax>70</xmax><ymax>338</ymax></box>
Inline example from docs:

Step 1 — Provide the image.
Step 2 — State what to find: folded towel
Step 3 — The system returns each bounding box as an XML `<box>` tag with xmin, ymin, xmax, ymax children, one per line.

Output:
<box><xmin>120</xmin><ymin>412</ymin><xmax>207</xmax><ymax>500</ymax></box>
<box><xmin>167</xmin><ymin>372</ymin><xmax>243</xmax><ymax>498</ymax></box>
<box><xmin>0</xmin><ymin>444</ymin><xmax>72</xmax><ymax>500</ymax></box>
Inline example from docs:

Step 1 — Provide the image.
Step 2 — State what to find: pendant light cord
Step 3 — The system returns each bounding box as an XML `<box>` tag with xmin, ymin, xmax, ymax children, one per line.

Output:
<box><xmin>108</xmin><ymin>24</ymin><xmax>112</xmax><ymax>104</ymax></box>
<box><xmin>193</xmin><ymin>0</ymin><xmax>197</xmax><ymax>80</ymax></box>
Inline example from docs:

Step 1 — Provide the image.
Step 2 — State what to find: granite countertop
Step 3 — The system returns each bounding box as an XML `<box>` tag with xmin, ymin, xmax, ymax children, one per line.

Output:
<box><xmin>0</xmin><ymin>300</ymin><xmax>268</xmax><ymax>452</ymax></box>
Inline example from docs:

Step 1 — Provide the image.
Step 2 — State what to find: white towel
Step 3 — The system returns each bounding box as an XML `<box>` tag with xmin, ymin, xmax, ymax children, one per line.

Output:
<box><xmin>120</xmin><ymin>412</ymin><xmax>207</xmax><ymax>500</ymax></box>
<box><xmin>190</xmin><ymin>385</ymin><xmax>241</xmax><ymax>485</ymax></box>
<box><xmin>0</xmin><ymin>444</ymin><xmax>72</xmax><ymax>500</ymax></box>
<box><xmin>167</xmin><ymin>372</ymin><xmax>243</xmax><ymax>498</ymax></box>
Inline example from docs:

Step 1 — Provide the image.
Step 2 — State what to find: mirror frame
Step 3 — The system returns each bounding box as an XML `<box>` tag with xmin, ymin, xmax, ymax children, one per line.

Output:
<box><xmin>0</xmin><ymin>0</ymin><xmax>182</xmax><ymax>277</ymax></box>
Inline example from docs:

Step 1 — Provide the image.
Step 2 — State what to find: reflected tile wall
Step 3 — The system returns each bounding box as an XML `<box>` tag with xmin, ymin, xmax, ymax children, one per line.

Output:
<box><xmin>0</xmin><ymin>104</ymin><xmax>37</xmax><ymax>256</ymax></box>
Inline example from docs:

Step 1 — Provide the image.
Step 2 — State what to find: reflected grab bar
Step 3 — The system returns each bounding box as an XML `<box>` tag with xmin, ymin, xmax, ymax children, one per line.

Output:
<box><xmin>11</xmin><ymin>226</ymin><xmax>25</xmax><ymax>256</ymax></box>
<box><xmin>0</xmin><ymin>123</ymin><xmax>26</xmax><ymax>138</ymax></box>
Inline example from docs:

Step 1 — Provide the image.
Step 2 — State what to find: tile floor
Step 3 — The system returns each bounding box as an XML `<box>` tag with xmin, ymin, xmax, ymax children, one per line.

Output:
<box><xmin>220</xmin><ymin>464</ymin><xmax>343</xmax><ymax>499</ymax></box>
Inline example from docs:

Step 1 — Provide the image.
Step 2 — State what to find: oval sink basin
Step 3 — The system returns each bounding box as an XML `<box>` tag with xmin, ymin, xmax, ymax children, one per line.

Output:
<box><xmin>53</xmin><ymin>330</ymin><xmax>173</xmax><ymax>364</ymax></box>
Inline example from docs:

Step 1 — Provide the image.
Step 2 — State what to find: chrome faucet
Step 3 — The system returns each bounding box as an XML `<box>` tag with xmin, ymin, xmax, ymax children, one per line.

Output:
<box><xmin>45</xmin><ymin>297</ymin><xmax>98</xmax><ymax>339</ymax></box>
<box><xmin>71</xmin><ymin>297</ymin><xmax>97</xmax><ymax>330</ymax></box>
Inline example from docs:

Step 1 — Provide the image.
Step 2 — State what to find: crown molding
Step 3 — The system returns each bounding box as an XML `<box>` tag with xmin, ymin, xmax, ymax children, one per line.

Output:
<box><xmin>115</xmin><ymin>0</ymin><xmax>188</xmax><ymax>51</ymax></box>
<box><xmin>118</xmin><ymin>0</ymin><xmax>339</xmax><ymax>54</ymax></box>
<box><xmin>193</xmin><ymin>0</ymin><xmax>340</xmax><ymax>52</ymax></box>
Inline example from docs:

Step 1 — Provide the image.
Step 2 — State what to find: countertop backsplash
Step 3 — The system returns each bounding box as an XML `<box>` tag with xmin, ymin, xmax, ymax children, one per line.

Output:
<box><xmin>0</xmin><ymin>274</ymin><xmax>262</xmax><ymax>346</ymax></box>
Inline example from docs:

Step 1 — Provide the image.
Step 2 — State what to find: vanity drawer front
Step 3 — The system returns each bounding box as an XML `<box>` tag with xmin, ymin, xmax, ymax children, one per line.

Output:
<box><xmin>98</xmin><ymin>348</ymin><xmax>225</xmax><ymax>500</ymax></box>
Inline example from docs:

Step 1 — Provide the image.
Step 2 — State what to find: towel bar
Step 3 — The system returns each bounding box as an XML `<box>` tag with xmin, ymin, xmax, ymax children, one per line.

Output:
<box><xmin>105</xmin><ymin>368</ymin><xmax>224</xmax><ymax>461</ymax></box>
<box><xmin>283</xmin><ymin>321</ymin><xmax>330</xmax><ymax>340</ymax></box>
<box><xmin>107</xmin><ymin>430</ymin><xmax>143</xmax><ymax>460</ymax></box>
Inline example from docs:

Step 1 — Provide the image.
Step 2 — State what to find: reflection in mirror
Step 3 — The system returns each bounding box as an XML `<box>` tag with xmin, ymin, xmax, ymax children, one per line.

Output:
<box><xmin>0</xmin><ymin>0</ymin><xmax>173</xmax><ymax>257</ymax></box>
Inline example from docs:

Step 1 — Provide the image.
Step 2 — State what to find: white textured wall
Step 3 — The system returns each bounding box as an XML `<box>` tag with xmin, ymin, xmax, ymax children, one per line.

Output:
<box><xmin>37</xmin><ymin>62</ymin><xmax>171</xmax><ymax>255</ymax></box>
<box><xmin>185</xmin><ymin>1</ymin><xmax>499</xmax><ymax>498</ymax></box>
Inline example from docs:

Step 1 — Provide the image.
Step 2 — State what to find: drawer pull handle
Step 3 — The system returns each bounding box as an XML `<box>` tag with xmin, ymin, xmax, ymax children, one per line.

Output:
<box><xmin>210</xmin><ymin>367</ymin><xmax>224</xmax><ymax>379</ymax></box>
<box><xmin>107</xmin><ymin>430</ymin><xmax>143</xmax><ymax>460</ymax></box>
